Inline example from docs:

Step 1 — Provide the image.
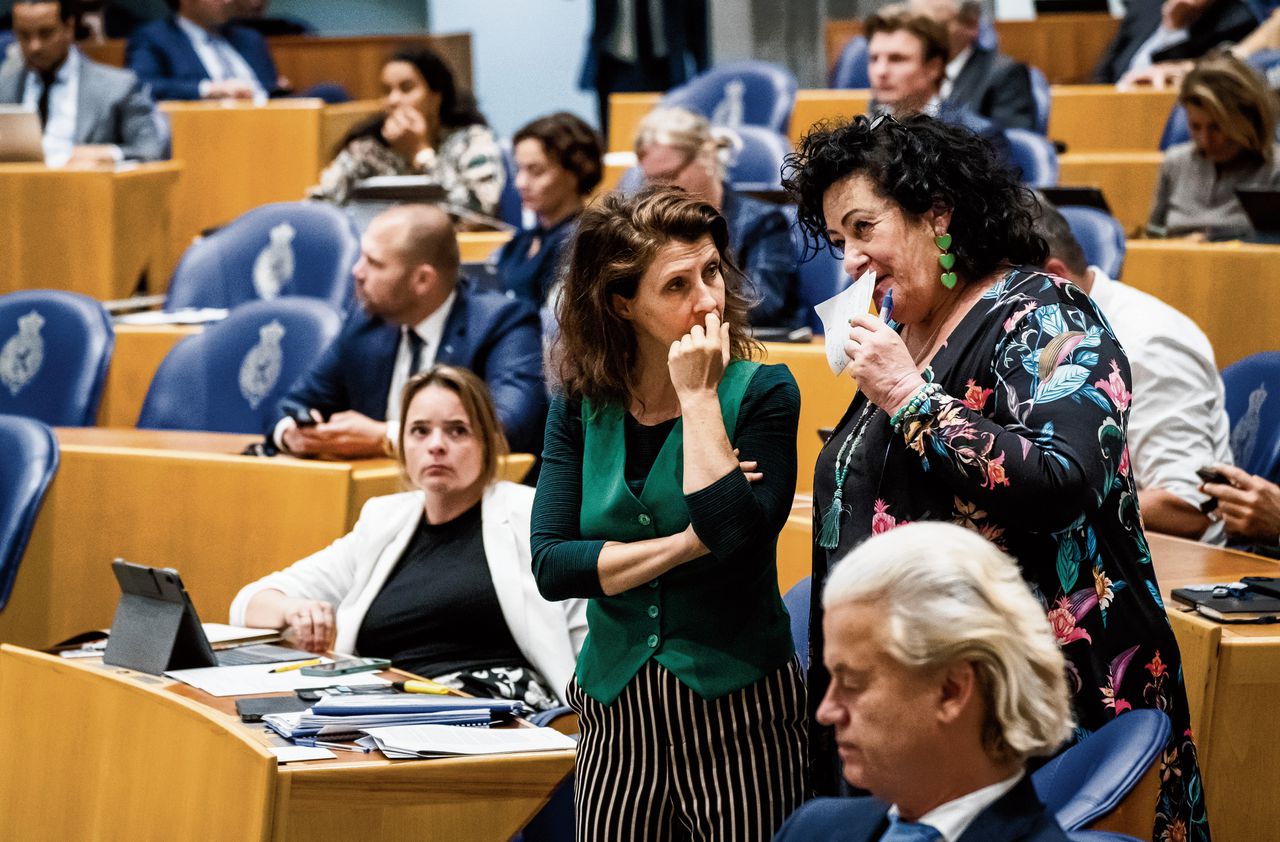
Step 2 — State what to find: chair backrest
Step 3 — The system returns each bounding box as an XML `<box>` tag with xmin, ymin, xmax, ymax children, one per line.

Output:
<box><xmin>1005</xmin><ymin>127</ymin><xmax>1059</xmax><ymax>188</ymax></box>
<box><xmin>138</xmin><ymin>298</ymin><xmax>343</xmax><ymax>434</ymax></box>
<box><xmin>661</xmin><ymin>61</ymin><xmax>798</xmax><ymax>134</ymax></box>
<box><xmin>1059</xmin><ymin>205</ymin><xmax>1127</xmax><ymax>280</ymax></box>
<box><xmin>1028</xmin><ymin>65</ymin><xmax>1051</xmax><ymax>135</ymax></box>
<box><xmin>165</xmin><ymin>201</ymin><xmax>361</xmax><ymax>313</ymax></box>
<box><xmin>1031</xmin><ymin>709</ymin><xmax>1170</xmax><ymax>831</ymax></box>
<box><xmin>1160</xmin><ymin>103</ymin><xmax>1189</xmax><ymax>151</ymax></box>
<box><xmin>726</xmin><ymin>125</ymin><xmax>793</xmax><ymax>189</ymax></box>
<box><xmin>0</xmin><ymin>414</ymin><xmax>59</xmax><ymax>613</ymax></box>
<box><xmin>0</xmin><ymin>290</ymin><xmax>114</xmax><ymax>426</ymax></box>
<box><xmin>1221</xmin><ymin>351</ymin><xmax>1280</xmax><ymax>482</ymax></box>
<box><xmin>782</xmin><ymin>575</ymin><xmax>812</xmax><ymax>675</ymax></box>
<box><xmin>830</xmin><ymin>36</ymin><xmax>870</xmax><ymax>89</ymax></box>
<box><xmin>1067</xmin><ymin>833</ymin><xmax>1145</xmax><ymax>842</ymax></box>
<box><xmin>497</xmin><ymin>138</ymin><xmax>526</xmax><ymax>228</ymax></box>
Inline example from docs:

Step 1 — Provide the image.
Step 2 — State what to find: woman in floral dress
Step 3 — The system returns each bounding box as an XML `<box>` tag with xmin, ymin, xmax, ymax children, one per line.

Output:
<box><xmin>783</xmin><ymin>114</ymin><xmax>1209</xmax><ymax>842</ymax></box>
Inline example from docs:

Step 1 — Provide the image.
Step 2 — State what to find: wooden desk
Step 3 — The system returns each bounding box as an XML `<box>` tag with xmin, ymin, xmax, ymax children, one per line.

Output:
<box><xmin>0</xmin><ymin>162</ymin><xmax>181</xmax><ymax>300</ymax></box>
<box><xmin>1148</xmin><ymin>534</ymin><xmax>1280</xmax><ymax>842</ymax></box>
<box><xmin>1058</xmin><ymin>151</ymin><xmax>1162</xmax><ymax>235</ymax></box>
<box><xmin>761</xmin><ymin>340</ymin><xmax>857</xmax><ymax>496</ymax></box>
<box><xmin>97</xmin><ymin>324</ymin><xmax>201</xmax><ymax>427</ymax></box>
<box><xmin>458</xmin><ymin>231</ymin><xmax>513</xmax><ymax>263</ymax></box>
<box><xmin>81</xmin><ymin>33</ymin><xmax>474</xmax><ymax>103</ymax></box>
<box><xmin>825</xmin><ymin>15</ymin><xmax>1121</xmax><ymax>85</ymax></box>
<box><xmin>0</xmin><ymin>428</ymin><xmax>534</xmax><ymax>650</ymax></box>
<box><xmin>1123</xmin><ymin>241</ymin><xmax>1280</xmax><ymax>369</ymax></box>
<box><xmin>0</xmin><ymin>645</ymin><xmax>571</xmax><ymax>841</ymax></box>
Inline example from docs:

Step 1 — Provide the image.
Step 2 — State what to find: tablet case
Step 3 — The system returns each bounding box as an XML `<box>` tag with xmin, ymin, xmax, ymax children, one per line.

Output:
<box><xmin>103</xmin><ymin>559</ymin><xmax>220</xmax><ymax>675</ymax></box>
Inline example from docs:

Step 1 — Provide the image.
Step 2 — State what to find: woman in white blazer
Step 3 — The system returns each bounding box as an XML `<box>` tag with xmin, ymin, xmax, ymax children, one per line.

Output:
<box><xmin>231</xmin><ymin>366</ymin><xmax>585</xmax><ymax>708</ymax></box>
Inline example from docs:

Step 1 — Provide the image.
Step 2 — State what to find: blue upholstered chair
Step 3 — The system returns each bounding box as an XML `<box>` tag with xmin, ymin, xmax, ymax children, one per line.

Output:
<box><xmin>0</xmin><ymin>290</ymin><xmax>114</xmax><ymax>426</ymax></box>
<box><xmin>1005</xmin><ymin>127</ymin><xmax>1059</xmax><ymax>188</ymax></box>
<box><xmin>1029</xmin><ymin>65</ymin><xmax>1051</xmax><ymax>135</ymax></box>
<box><xmin>164</xmin><ymin>201</ymin><xmax>361</xmax><ymax>312</ymax></box>
<box><xmin>661</xmin><ymin>61</ymin><xmax>798</xmax><ymax>134</ymax></box>
<box><xmin>1159</xmin><ymin>104</ymin><xmax>1189</xmax><ymax>150</ymax></box>
<box><xmin>793</xmin><ymin>233</ymin><xmax>851</xmax><ymax>333</ymax></box>
<box><xmin>1031</xmin><ymin>709</ymin><xmax>1170</xmax><ymax>831</ymax></box>
<box><xmin>1059</xmin><ymin>205</ymin><xmax>1127</xmax><ymax>280</ymax></box>
<box><xmin>782</xmin><ymin>575</ymin><xmax>812</xmax><ymax>675</ymax></box>
<box><xmin>830</xmin><ymin>36</ymin><xmax>870</xmax><ymax>89</ymax></box>
<box><xmin>138</xmin><ymin>298</ymin><xmax>342</xmax><ymax>434</ymax></box>
<box><xmin>0</xmin><ymin>414</ymin><xmax>59</xmax><ymax>613</ymax></box>
<box><xmin>727</xmin><ymin>125</ymin><xmax>792</xmax><ymax>189</ymax></box>
<box><xmin>1221</xmin><ymin>351</ymin><xmax>1280</xmax><ymax>482</ymax></box>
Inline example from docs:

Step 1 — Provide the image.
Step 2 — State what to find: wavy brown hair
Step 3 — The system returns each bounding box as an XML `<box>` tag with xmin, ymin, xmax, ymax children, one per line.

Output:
<box><xmin>553</xmin><ymin>186</ymin><xmax>759</xmax><ymax>406</ymax></box>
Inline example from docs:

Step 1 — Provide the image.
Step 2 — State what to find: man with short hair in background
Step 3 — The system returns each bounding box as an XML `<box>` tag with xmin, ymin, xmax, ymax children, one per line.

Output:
<box><xmin>0</xmin><ymin>0</ymin><xmax>166</xmax><ymax>166</ymax></box>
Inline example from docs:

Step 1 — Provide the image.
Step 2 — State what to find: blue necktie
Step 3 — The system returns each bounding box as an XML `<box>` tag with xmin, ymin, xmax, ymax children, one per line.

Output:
<box><xmin>879</xmin><ymin>815</ymin><xmax>943</xmax><ymax>842</ymax></box>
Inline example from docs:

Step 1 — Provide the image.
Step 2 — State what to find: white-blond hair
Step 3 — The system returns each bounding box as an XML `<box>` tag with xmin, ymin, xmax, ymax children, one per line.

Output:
<box><xmin>823</xmin><ymin>522</ymin><xmax>1074</xmax><ymax>762</ymax></box>
<box><xmin>633</xmin><ymin>106</ymin><xmax>735</xmax><ymax>181</ymax></box>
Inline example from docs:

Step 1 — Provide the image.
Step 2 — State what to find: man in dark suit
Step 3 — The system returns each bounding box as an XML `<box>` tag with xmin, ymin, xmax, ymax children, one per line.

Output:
<box><xmin>0</xmin><ymin>0</ymin><xmax>166</xmax><ymax>165</ymax></box>
<box><xmin>913</xmin><ymin>0</ymin><xmax>1038</xmax><ymax>131</ymax></box>
<box><xmin>1093</xmin><ymin>0</ymin><xmax>1259</xmax><ymax>84</ymax></box>
<box><xmin>271</xmin><ymin>204</ymin><xmax>546</xmax><ymax>458</ymax></box>
<box><xmin>580</xmin><ymin>0</ymin><xmax>710</xmax><ymax>135</ymax></box>
<box><xmin>777</xmin><ymin>523</ymin><xmax>1074</xmax><ymax>842</ymax></box>
<box><xmin>125</xmin><ymin>0</ymin><xmax>279</xmax><ymax>100</ymax></box>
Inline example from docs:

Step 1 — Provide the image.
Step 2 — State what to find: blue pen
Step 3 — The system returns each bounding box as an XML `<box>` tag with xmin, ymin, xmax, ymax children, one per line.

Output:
<box><xmin>880</xmin><ymin>288</ymin><xmax>895</xmax><ymax>325</ymax></box>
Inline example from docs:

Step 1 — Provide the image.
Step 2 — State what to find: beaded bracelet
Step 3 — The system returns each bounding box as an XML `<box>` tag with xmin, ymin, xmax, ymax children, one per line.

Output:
<box><xmin>892</xmin><ymin>383</ymin><xmax>945</xmax><ymax>435</ymax></box>
<box><xmin>889</xmin><ymin>382</ymin><xmax>931</xmax><ymax>429</ymax></box>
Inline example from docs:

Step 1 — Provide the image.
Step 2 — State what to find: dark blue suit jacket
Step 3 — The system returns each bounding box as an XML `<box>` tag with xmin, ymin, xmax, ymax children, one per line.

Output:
<box><xmin>722</xmin><ymin>187</ymin><xmax>803</xmax><ymax>330</ymax></box>
<box><xmin>274</xmin><ymin>281</ymin><xmax>548</xmax><ymax>454</ymax></box>
<box><xmin>126</xmin><ymin>17</ymin><xmax>277</xmax><ymax>101</ymax></box>
<box><xmin>775</xmin><ymin>776</ymin><xmax>1069</xmax><ymax>842</ymax></box>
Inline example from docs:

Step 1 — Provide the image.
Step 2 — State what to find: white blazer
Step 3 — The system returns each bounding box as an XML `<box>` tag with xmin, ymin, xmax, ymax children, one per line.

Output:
<box><xmin>229</xmin><ymin>481</ymin><xmax>587</xmax><ymax>703</ymax></box>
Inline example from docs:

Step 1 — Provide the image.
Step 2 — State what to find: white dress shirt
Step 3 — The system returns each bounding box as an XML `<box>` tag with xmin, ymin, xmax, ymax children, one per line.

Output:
<box><xmin>384</xmin><ymin>289</ymin><xmax>457</xmax><ymax>424</ymax></box>
<box><xmin>887</xmin><ymin>770</ymin><xmax>1024</xmax><ymax>842</ymax></box>
<box><xmin>1088</xmin><ymin>267</ymin><xmax>1233</xmax><ymax>543</ymax></box>
<box><xmin>20</xmin><ymin>47</ymin><xmax>119</xmax><ymax>167</ymax></box>
<box><xmin>1125</xmin><ymin>24</ymin><xmax>1190</xmax><ymax>75</ymax></box>
<box><xmin>175</xmin><ymin>14</ymin><xmax>266</xmax><ymax>99</ymax></box>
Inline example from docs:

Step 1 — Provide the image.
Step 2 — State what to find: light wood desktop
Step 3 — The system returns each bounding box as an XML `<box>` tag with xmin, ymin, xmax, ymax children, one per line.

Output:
<box><xmin>0</xmin><ymin>428</ymin><xmax>533</xmax><ymax>650</ymax></box>
<box><xmin>609</xmin><ymin>87</ymin><xmax>1176</xmax><ymax>155</ymax></box>
<box><xmin>824</xmin><ymin>14</ymin><xmax>1121</xmax><ymax>85</ymax></box>
<box><xmin>80</xmin><ymin>33</ymin><xmax>474</xmax><ymax>103</ymax></box>
<box><xmin>1123</xmin><ymin>241</ymin><xmax>1280</xmax><ymax>369</ymax></box>
<box><xmin>0</xmin><ymin>162</ymin><xmax>181</xmax><ymax>300</ymax></box>
<box><xmin>0</xmin><ymin>645</ymin><xmax>572</xmax><ymax>841</ymax></box>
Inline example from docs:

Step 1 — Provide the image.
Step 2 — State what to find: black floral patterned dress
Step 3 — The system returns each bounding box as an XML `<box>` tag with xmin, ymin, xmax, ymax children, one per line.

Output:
<box><xmin>810</xmin><ymin>268</ymin><xmax>1209</xmax><ymax>842</ymax></box>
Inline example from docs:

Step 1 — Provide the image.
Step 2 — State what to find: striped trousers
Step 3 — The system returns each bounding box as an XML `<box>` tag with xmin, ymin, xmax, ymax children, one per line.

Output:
<box><xmin>567</xmin><ymin>658</ymin><xmax>808</xmax><ymax>842</ymax></box>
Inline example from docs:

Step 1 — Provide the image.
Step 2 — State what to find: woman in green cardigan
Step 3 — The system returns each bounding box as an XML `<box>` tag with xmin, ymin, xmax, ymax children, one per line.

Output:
<box><xmin>531</xmin><ymin>187</ymin><xmax>807</xmax><ymax>841</ymax></box>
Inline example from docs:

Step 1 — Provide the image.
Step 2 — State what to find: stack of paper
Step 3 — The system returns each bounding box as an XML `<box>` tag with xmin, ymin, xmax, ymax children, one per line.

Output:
<box><xmin>264</xmin><ymin>696</ymin><xmax>528</xmax><ymax>740</ymax></box>
<box><xmin>360</xmin><ymin>723</ymin><xmax>577</xmax><ymax>759</ymax></box>
<box><xmin>165</xmin><ymin>663</ymin><xmax>389</xmax><ymax>697</ymax></box>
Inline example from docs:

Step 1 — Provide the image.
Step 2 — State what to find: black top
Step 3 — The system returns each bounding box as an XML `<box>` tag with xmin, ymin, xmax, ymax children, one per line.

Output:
<box><xmin>495</xmin><ymin>213</ymin><xmax>578</xmax><ymax>306</ymax></box>
<box><xmin>623</xmin><ymin>414</ymin><xmax>679</xmax><ymax>494</ymax></box>
<box><xmin>355</xmin><ymin>501</ymin><xmax>529</xmax><ymax>678</ymax></box>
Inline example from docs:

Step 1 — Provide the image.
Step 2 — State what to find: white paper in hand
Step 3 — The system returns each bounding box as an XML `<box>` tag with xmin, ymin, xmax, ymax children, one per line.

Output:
<box><xmin>812</xmin><ymin>270</ymin><xmax>875</xmax><ymax>375</ymax></box>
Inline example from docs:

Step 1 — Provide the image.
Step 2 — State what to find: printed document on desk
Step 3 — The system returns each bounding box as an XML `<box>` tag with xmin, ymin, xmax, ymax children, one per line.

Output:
<box><xmin>361</xmin><ymin>723</ymin><xmax>577</xmax><ymax>759</ymax></box>
<box><xmin>165</xmin><ymin>662</ymin><xmax>389</xmax><ymax>697</ymax></box>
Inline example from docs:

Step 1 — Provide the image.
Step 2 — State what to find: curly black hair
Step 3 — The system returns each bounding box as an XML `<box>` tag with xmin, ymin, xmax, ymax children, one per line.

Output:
<box><xmin>781</xmin><ymin>114</ymin><xmax>1046</xmax><ymax>284</ymax></box>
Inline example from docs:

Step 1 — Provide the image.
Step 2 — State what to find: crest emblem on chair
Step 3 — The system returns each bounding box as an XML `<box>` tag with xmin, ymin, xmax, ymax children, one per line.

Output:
<box><xmin>711</xmin><ymin>79</ymin><xmax>745</xmax><ymax>127</ymax></box>
<box><xmin>252</xmin><ymin>222</ymin><xmax>297</xmax><ymax>299</ymax></box>
<box><xmin>0</xmin><ymin>310</ymin><xmax>46</xmax><ymax>396</ymax></box>
<box><xmin>1231</xmin><ymin>384</ymin><xmax>1267</xmax><ymax>471</ymax></box>
<box><xmin>239</xmin><ymin>320</ymin><xmax>286</xmax><ymax>409</ymax></box>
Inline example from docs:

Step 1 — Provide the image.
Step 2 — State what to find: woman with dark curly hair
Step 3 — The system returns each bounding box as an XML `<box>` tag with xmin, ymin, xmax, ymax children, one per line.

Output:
<box><xmin>309</xmin><ymin>47</ymin><xmax>504</xmax><ymax>212</ymax></box>
<box><xmin>494</xmin><ymin>111</ymin><xmax>603</xmax><ymax>306</ymax></box>
<box><xmin>784</xmin><ymin>114</ymin><xmax>1210</xmax><ymax>841</ymax></box>
<box><xmin>531</xmin><ymin>186</ymin><xmax>807</xmax><ymax>840</ymax></box>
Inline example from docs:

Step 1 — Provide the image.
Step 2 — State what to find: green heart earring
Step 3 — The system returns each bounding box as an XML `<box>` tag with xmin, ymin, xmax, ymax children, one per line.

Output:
<box><xmin>935</xmin><ymin>233</ymin><xmax>957</xmax><ymax>289</ymax></box>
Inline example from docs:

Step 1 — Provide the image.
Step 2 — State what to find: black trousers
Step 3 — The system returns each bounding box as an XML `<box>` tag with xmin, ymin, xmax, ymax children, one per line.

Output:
<box><xmin>568</xmin><ymin>658</ymin><xmax>808</xmax><ymax>841</ymax></box>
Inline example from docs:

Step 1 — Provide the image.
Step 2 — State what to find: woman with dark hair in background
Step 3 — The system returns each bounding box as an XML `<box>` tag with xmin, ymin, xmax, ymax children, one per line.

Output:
<box><xmin>1148</xmin><ymin>50</ymin><xmax>1280</xmax><ymax>240</ymax></box>
<box><xmin>784</xmin><ymin>114</ymin><xmax>1209</xmax><ymax>841</ymax></box>
<box><xmin>309</xmin><ymin>47</ymin><xmax>504</xmax><ymax>213</ymax></box>
<box><xmin>531</xmin><ymin>187</ymin><xmax>807</xmax><ymax>840</ymax></box>
<box><xmin>494</xmin><ymin>111</ymin><xmax>603</xmax><ymax>306</ymax></box>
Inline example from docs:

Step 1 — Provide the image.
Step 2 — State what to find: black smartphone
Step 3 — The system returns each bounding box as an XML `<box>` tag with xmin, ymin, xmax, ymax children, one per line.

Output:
<box><xmin>1196</xmin><ymin>466</ymin><xmax>1230</xmax><ymax>486</ymax></box>
<box><xmin>288</xmin><ymin>406</ymin><xmax>319</xmax><ymax>427</ymax></box>
<box><xmin>299</xmin><ymin>656</ymin><xmax>391</xmax><ymax>676</ymax></box>
<box><xmin>235</xmin><ymin>695</ymin><xmax>310</xmax><ymax>722</ymax></box>
<box><xmin>1242</xmin><ymin>577</ymin><xmax>1280</xmax><ymax>599</ymax></box>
